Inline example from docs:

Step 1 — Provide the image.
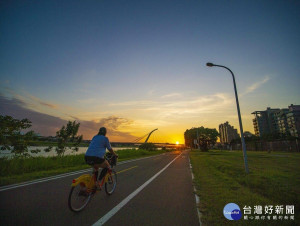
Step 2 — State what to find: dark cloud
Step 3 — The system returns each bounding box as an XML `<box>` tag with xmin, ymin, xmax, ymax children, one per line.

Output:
<box><xmin>0</xmin><ymin>94</ymin><xmax>65</xmax><ymax>136</ymax></box>
<box><xmin>79</xmin><ymin>116</ymin><xmax>136</xmax><ymax>141</ymax></box>
<box><xmin>0</xmin><ymin>94</ymin><xmax>137</xmax><ymax>141</ymax></box>
<box><xmin>38</xmin><ymin>101</ymin><xmax>57</xmax><ymax>109</ymax></box>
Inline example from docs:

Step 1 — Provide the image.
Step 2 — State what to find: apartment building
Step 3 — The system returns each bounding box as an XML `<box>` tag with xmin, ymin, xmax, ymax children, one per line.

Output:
<box><xmin>287</xmin><ymin>104</ymin><xmax>300</xmax><ymax>138</ymax></box>
<box><xmin>252</xmin><ymin>105</ymin><xmax>300</xmax><ymax>138</ymax></box>
<box><xmin>252</xmin><ymin>107</ymin><xmax>280</xmax><ymax>137</ymax></box>
<box><xmin>219</xmin><ymin>121</ymin><xmax>240</xmax><ymax>144</ymax></box>
<box><xmin>274</xmin><ymin>108</ymin><xmax>289</xmax><ymax>135</ymax></box>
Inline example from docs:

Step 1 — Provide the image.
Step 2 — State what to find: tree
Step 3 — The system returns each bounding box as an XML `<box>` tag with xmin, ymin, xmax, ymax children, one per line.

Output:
<box><xmin>55</xmin><ymin>121</ymin><xmax>83</xmax><ymax>156</ymax></box>
<box><xmin>184</xmin><ymin>128</ymin><xmax>196</xmax><ymax>148</ymax></box>
<box><xmin>0</xmin><ymin>115</ymin><xmax>40</xmax><ymax>157</ymax></box>
<box><xmin>184</xmin><ymin>126</ymin><xmax>219</xmax><ymax>152</ymax></box>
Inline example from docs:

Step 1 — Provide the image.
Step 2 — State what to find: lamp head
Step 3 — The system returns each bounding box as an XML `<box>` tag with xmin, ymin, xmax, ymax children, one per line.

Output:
<box><xmin>206</xmin><ymin>62</ymin><xmax>214</xmax><ymax>67</ymax></box>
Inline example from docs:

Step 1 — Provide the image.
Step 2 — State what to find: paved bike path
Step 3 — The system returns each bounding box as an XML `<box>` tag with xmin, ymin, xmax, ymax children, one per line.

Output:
<box><xmin>0</xmin><ymin>150</ymin><xmax>199</xmax><ymax>226</ymax></box>
<box><xmin>104</xmin><ymin>151</ymin><xmax>199</xmax><ymax>226</ymax></box>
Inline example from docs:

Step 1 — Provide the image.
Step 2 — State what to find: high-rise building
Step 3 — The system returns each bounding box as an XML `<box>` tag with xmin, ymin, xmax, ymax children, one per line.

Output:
<box><xmin>274</xmin><ymin>108</ymin><xmax>289</xmax><ymax>135</ymax></box>
<box><xmin>286</xmin><ymin>104</ymin><xmax>300</xmax><ymax>138</ymax></box>
<box><xmin>252</xmin><ymin>105</ymin><xmax>300</xmax><ymax>138</ymax></box>
<box><xmin>252</xmin><ymin>107</ymin><xmax>280</xmax><ymax>137</ymax></box>
<box><xmin>219</xmin><ymin>121</ymin><xmax>240</xmax><ymax>144</ymax></box>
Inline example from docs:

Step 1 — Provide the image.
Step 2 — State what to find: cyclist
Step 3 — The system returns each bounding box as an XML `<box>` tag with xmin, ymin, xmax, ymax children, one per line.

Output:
<box><xmin>85</xmin><ymin>127</ymin><xmax>118</xmax><ymax>180</ymax></box>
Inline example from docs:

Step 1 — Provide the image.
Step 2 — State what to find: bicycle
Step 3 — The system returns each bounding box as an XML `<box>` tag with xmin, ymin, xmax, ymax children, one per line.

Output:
<box><xmin>68</xmin><ymin>153</ymin><xmax>118</xmax><ymax>212</ymax></box>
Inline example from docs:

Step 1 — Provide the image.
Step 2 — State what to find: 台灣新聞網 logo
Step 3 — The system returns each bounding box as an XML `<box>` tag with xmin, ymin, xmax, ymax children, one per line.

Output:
<box><xmin>224</xmin><ymin>203</ymin><xmax>242</xmax><ymax>220</ymax></box>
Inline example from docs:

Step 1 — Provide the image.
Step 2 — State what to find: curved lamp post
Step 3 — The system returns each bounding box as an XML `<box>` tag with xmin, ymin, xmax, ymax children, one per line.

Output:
<box><xmin>206</xmin><ymin>62</ymin><xmax>249</xmax><ymax>173</ymax></box>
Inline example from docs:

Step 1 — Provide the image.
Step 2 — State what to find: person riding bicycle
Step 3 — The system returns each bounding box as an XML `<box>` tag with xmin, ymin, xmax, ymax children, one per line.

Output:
<box><xmin>85</xmin><ymin>127</ymin><xmax>118</xmax><ymax>180</ymax></box>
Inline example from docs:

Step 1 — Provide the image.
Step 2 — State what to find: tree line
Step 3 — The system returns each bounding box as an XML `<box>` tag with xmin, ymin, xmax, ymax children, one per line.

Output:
<box><xmin>0</xmin><ymin>115</ymin><xmax>82</xmax><ymax>158</ymax></box>
<box><xmin>184</xmin><ymin>126</ymin><xmax>219</xmax><ymax>152</ymax></box>
<box><xmin>184</xmin><ymin>125</ymin><xmax>299</xmax><ymax>152</ymax></box>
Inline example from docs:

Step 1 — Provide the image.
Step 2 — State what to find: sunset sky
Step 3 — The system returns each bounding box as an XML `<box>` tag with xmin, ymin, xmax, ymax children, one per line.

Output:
<box><xmin>1</xmin><ymin>0</ymin><xmax>300</xmax><ymax>143</ymax></box>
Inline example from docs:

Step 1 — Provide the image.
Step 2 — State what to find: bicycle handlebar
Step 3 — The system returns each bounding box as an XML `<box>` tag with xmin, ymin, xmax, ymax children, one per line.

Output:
<box><xmin>105</xmin><ymin>153</ymin><xmax>118</xmax><ymax>166</ymax></box>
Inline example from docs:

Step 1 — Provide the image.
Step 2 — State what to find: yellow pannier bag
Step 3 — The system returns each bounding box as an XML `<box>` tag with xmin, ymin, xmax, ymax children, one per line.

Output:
<box><xmin>71</xmin><ymin>174</ymin><xmax>95</xmax><ymax>189</ymax></box>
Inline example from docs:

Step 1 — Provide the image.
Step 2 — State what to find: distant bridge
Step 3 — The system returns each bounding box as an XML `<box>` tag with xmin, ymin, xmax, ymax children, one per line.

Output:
<box><xmin>132</xmin><ymin>128</ymin><xmax>158</xmax><ymax>143</ymax></box>
<box><xmin>110</xmin><ymin>142</ymin><xmax>183</xmax><ymax>149</ymax></box>
<box><xmin>110</xmin><ymin>128</ymin><xmax>184</xmax><ymax>148</ymax></box>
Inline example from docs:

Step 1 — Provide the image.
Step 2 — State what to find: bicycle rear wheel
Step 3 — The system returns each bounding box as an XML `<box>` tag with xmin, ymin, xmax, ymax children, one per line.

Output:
<box><xmin>68</xmin><ymin>183</ymin><xmax>92</xmax><ymax>212</ymax></box>
<box><xmin>105</xmin><ymin>170</ymin><xmax>117</xmax><ymax>195</ymax></box>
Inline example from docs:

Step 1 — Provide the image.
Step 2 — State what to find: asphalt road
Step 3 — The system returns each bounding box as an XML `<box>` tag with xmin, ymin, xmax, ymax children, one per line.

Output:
<box><xmin>0</xmin><ymin>150</ymin><xmax>200</xmax><ymax>226</ymax></box>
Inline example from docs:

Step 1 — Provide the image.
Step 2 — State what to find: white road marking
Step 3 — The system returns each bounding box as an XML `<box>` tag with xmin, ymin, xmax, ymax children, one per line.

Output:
<box><xmin>189</xmin><ymin>156</ymin><xmax>202</xmax><ymax>226</ymax></box>
<box><xmin>0</xmin><ymin>154</ymin><xmax>163</xmax><ymax>192</ymax></box>
<box><xmin>92</xmin><ymin>153</ymin><xmax>182</xmax><ymax>226</ymax></box>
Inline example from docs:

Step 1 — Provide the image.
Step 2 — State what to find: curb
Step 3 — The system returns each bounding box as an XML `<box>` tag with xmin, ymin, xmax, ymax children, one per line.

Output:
<box><xmin>188</xmin><ymin>156</ymin><xmax>202</xmax><ymax>226</ymax></box>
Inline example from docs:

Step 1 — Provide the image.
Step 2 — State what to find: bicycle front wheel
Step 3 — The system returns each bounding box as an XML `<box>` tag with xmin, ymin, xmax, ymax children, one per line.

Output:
<box><xmin>68</xmin><ymin>183</ymin><xmax>92</xmax><ymax>212</ymax></box>
<box><xmin>105</xmin><ymin>170</ymin><xmax>117</xmax><ymax>195</ymax></box>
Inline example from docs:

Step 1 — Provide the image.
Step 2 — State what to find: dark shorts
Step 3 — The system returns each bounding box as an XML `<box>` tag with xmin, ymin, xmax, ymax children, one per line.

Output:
<box><xmin>85</xmin><ymin>155</ymin><xmax>105</xmax><ymax>165</ymax></box>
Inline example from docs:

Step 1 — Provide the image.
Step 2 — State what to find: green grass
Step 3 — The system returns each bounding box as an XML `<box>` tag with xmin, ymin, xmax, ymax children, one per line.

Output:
<box><xmin>190</xmin><ymin>150</ymin><xmax>300</xmax><ymax>226</ymax></box>
<box><xmin>0</xmin><ymin>148</ymin><xmax>165</xmax><ymax>186</ymax></box>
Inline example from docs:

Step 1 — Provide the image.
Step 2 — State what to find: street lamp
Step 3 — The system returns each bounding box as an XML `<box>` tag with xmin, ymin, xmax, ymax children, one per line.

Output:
<box><xmin>206</xmin><ymin>62</ymin><xmax>249</xmax><ymax>173</ymax></box>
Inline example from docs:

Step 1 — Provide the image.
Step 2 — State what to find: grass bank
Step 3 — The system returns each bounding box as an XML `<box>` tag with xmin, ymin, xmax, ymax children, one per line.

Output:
<box><xmin>190</xmin><ymin>150</ymin><xmax>300</xmax><ymax>226</ymax></box>
<box><xmin>0</xmin><ymin>148</ymin><xmax>166</xmax><ymax>186</ymax></box>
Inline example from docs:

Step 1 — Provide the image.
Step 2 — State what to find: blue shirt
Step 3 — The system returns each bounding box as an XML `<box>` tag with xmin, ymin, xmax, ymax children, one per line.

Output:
<box><xmin>85</xmin><ymin>135</ymin><xmax>112</xmax><ymax>158</ymax></box>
